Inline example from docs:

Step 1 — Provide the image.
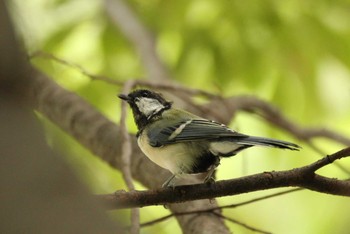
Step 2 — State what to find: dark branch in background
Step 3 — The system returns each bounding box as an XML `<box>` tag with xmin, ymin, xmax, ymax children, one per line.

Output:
<box><xmin>29</xmin><ymin>52</ymin><xmax>350</xmax><ymax>148</ymax></box>
<box><xmin>223</xmin><ymin>96</ymin><xmax>350</xmax><ymax>145</ymax></box>
<box><xmin>98</xmin><ymin>147</ymin><xmax>350</xmax><ymax>209</ymax></box>
<box><xmin>104</xmin><ymin>0</ymin><xmax>170</xmax><ymax>82</ymax></box>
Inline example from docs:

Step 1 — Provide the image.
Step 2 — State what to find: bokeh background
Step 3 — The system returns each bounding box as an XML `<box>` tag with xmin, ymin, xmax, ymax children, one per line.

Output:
<box><xmin>10</xmin><ymin>0</ymin><xmax>350</xmax><ymax>233</ymax></box>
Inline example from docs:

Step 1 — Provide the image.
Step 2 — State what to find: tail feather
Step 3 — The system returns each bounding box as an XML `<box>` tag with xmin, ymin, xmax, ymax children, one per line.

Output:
<box><xmin>237</xmin><ymin>136</ymin><xmax>300</xmax><ymax>151</ymax></box>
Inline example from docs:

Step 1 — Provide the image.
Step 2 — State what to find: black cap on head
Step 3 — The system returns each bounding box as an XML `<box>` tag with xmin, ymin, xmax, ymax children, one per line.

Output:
<box><xmin>118</xmin><ymin>89</ymin><xmax>169</xmax><ymax>105</ymax></box>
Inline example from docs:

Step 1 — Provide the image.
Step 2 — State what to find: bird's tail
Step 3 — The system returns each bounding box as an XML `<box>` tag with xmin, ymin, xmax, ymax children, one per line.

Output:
<box><xmin>237</xmin><ymin>136</ymin><xmax>300</xmax><ymax>151</ymax></box>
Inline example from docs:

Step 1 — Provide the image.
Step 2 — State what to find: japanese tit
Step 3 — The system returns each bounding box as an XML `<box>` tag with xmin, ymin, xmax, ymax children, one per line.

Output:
<box><xmin>119</xmin><ymin>89</ymin><xmax>300</xmax><ymax>187</ymax></box>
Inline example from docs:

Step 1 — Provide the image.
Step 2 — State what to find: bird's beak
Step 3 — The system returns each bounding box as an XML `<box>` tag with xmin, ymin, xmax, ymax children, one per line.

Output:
<box><xmin>118</xmin><ymin>94</ymin><xmax>131</xmax><ymax>102</ymax></box>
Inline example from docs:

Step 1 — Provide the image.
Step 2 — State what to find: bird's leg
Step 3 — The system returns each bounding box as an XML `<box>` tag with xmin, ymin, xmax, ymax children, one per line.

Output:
<box><xmin>162</xmin><ymin>174</ymin><xmax>176</xmax><ymax>188</ymax></box>
<box><xmin>204</xmin><ymin>157</ymin><xmax>220</xmax><ymax>184</ymax></box>
<box><xmin>162</xmin><ymin>165</ymin><xmax>187</xmax><ymax>188</ymax></box>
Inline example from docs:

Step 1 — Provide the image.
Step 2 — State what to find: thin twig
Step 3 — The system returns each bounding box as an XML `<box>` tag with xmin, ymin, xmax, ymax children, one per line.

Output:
<box><xmin>213</xmin><ymin>212</ymin><xmax>272</xmax><ymax>234</ymax></box>
<box><xmin>305</xmin><ymin>140</ymin><xmax>350</xmax><ymax>175</ymax></box>
<box><xmin>119</xmin><ymin>80</ymin><xmax>137</xmax><ymax>189</ymax></box>
<box><xmin>29</xmin><ymin>51</ymin><xmax>123</xmax><ymax>85</ymax></box>
<box><xmin>29</xmin><ymin>51</ymin><xmax>218</xmax><ymax>99</ymax></box>
<box><xmin>215</xmin><ymin>188</ymin><xmax>303</xmax><ymax>210</ymax></box>
<box><xmin>137</xmin><ymin>188</ymin><xmax>301</xmax><ymax>228</ymax></box>
<box><xmin>119</xmin><ymin>80</ymin><xmax>139</xmax><ymax>234</ymax></box>
<box><xmin>306</xmin><ymin>147</ymin><xmax>350</xmax><ymax>172</ymax></box>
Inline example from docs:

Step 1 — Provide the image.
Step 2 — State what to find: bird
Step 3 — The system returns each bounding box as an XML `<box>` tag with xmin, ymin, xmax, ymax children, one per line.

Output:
<box><xmin>118</xmin><ymin>89</ymin><xmax>300</xmax><ymax>187</ymax></box>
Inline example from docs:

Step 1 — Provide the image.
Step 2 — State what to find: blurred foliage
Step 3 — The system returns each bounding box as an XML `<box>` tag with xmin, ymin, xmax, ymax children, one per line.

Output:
<box><xmin>10</xmin><ymin>0</ymin><xmax>350</xmax><ymax>233</ymax></box>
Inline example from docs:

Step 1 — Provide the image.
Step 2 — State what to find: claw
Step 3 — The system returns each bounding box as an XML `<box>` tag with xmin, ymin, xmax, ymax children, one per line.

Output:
<box><xmin>204</xmin><ymin>176</ymin><xmax>216</xmax><ymax>184</ymax></box>
<box><xmin>203</xmin><ymin>157</ymin><xmax>220</xmax><ymax>184</ymax></box>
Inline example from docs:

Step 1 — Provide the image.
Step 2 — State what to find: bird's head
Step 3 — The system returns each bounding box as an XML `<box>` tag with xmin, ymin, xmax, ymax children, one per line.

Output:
<box><xmin>118</xmin><ymin>89</ymin><xmax>172</xmax><ymax>130</ymax></box>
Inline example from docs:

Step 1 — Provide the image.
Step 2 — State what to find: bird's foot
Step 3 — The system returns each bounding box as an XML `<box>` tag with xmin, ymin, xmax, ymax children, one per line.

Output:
<box><xmin>162</xmin><ymin>174</ymin><xmax>176</xmax><ymax>188</ymax></box>
<box><xmin>204</xmin><ymin>176</ymin><xmax>216</xmax><ymax>185</ymax></box>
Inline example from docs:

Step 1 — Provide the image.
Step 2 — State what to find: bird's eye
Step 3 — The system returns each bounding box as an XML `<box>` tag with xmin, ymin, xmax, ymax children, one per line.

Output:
<box><xmin>141</xmin><ymin>92</ymin><xmax>149</xmax><ymax>97</ymax></box>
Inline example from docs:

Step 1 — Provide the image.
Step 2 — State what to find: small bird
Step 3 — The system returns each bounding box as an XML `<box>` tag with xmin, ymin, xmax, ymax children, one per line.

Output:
<box><xmin>119</xmin><ymin>89</ymin><xmax>300</xmax><ymax>187</ymax></box>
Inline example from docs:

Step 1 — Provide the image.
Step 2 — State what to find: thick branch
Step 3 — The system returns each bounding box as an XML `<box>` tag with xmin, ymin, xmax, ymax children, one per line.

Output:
<box><xmin>98</xmin><ymin>148</ymin><xmax>350</xmax><ymax>209</ymax></box>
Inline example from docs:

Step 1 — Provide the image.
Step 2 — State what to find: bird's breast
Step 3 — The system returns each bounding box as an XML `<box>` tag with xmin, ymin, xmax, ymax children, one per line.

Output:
<box><xmin>137</xmin><ymin>132</ymin><xmax>197</xmax><ymax>175</ymax></box>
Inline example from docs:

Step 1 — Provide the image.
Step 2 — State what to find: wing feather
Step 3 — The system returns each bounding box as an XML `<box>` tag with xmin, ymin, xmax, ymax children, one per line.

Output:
<box><xmin>148</xmin><ymin>119</ymin><xmax>246</xmax><ymax>147</ymax></box>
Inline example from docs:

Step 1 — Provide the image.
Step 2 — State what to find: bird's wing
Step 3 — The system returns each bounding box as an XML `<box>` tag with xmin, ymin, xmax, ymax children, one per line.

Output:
<box><xmin>147</xmin><ymin>119</ymin><xmax>247</xmax><ymax>147</ymax></box>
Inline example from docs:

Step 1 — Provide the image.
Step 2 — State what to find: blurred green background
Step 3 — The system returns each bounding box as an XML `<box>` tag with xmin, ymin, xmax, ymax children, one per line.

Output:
<box><xmin>11</xmin><ymin>0</ymin><xmax>350</xmax><ymax>233</ymax></box>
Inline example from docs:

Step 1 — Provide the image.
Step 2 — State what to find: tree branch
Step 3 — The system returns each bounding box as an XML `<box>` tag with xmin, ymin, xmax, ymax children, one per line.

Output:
<box><xmin>97</xmin><ymin>147</ymin><xmax>350</xmax><ymax>209</ymax></box>
<box><xmin>103</xmin><ymin>0</ymin><xmax>170</xmax><ymax>82</ymax></box>
<box><xmin>218</xmin><ymin>96</ymin><xmax>350</xmax><ymax>146</ymax></box>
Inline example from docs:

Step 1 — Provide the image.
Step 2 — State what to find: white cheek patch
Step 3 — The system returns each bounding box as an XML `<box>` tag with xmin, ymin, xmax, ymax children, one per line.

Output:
<box><xmin>136</xmin><ymin>97</ymin><xmax>165</xmax><ymax>117</ymax></box>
